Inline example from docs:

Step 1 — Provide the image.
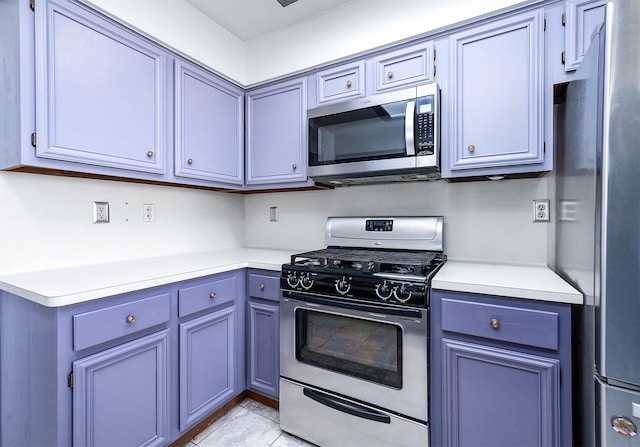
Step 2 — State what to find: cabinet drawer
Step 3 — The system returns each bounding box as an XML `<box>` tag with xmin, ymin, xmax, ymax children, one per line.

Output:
<box><xmin>248</xmin><ymin>272</ymin><xmax>280</xmax><ymax>302</ymax></box>
<box><xmin>73</xmin><ymin>293</ymin><xmax>170</xmax><ymax>351</ymax></box>
<box><xmin>441</xmin><ymin>298</ymin><xmax>559</xmax><ymax>350</ymax></box>
<box><xmin>178</xmin><ymin>275</ymin><xmax>237</xmax><ymax>318</ymax></box>
<box><xmin>317</xmin><ymin>61</ymin><xmax>365</xmax><ymax>104</ymax></box>
<box><xmin>374</xmin><ymin>42</ymin><xmax>434</xmax><ymax>92</ymax></box>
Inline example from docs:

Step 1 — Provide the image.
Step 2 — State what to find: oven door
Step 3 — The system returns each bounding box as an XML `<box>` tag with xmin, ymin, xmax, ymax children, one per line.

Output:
<box><xmin>280</xmin><ymin>293</ymin><xmax>429</xmax><ymax>422</ymax></box>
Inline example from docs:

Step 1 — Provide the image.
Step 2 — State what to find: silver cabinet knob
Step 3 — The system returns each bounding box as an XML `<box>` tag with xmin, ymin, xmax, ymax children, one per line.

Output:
<box><xmin>209</xmin><ymin>292</ymin><xmax>216</xmax><ymax>299</ymax></box>
<box><xmin>490</xmin><ymin>318</ymin><xmax>500</xmax><ymax>329</ymax></box>
<box><xmin>467</xmin><ymin>145</ymin><xmax>475</xmax><ymax>153</ymax></box>
<box><xmin>147</xmin><ymin>151</ymin><xmax>154</xmax><ymax>158</ymax></box>
<box><xmin>292</xmin><ymin>163</ymin><xmax>297</xmax><ymax>170</ymax></box>
<box><xmin>259</xmin><ymin>283</ymin><xmax>265</xmax><ymax>291</ymax></box>
<box><xmin>387</xmin><ymin>71</ymin><xmax>393</xmax><ymax>79</ymax></box>
<box><xmin>346</xmin><ymin>80</ymin><xmax>352</xmax><ymax>88</ymax></box>
<box><xmin>126</xmin><ymin>315</ymin><xmax>136</xmax><ymax>324</ymax></box>
<box><xmin>187</xmin><ymin>158</ymin><xmax>193</xmax><ymax>164</ymax></box>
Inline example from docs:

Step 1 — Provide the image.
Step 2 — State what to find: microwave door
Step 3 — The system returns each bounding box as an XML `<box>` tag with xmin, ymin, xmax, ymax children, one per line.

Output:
<box><xmin>404</xmin><ymin>100</ymin><xmax>416</xmax><ymax>156</ymax></box>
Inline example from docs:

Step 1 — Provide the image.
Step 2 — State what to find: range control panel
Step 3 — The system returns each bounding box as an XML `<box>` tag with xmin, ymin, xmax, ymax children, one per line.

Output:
<box><xmin>366</xmin><ymin>219</ymin><xmax>393</xmax><ymax>232</ymax></box>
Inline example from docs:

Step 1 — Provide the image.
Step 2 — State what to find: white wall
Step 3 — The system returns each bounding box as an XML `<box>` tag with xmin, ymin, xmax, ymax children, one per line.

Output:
<box><xmin>244</xmin><ymin>178</ymin><xmax>549</xmax><ymax>266</ymax></box>
<box><xmin>0</xmin><ymin>172</ymin><xmax>245</xmax><ymax>274</ymax></box>
<box><xmin>244</xmin><ymin>0</ymin><xmax>526</xmax><ymax>85</ymax></box>
<box><xmin>80</xmin><ymin>0</ymin><xmax>247</xmax><ymax>84</ymax></box>
<box><xmin>80</xmin><ymin>0</ymin><xmax>527</xmax><ymax>86</ymax></box>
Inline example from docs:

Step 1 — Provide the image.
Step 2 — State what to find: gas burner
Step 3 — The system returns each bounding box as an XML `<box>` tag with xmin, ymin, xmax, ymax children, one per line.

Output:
<box><xmin>389</xmin><ymin>265</ymin><xmax>413</xmax><ymax>275</ymax></box>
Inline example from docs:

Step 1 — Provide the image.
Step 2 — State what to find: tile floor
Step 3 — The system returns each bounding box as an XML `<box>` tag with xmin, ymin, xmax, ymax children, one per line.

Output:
<box><xmin>184</xmin><ymin>398</ymin><xmax>317</xmax><ymax>447</ymax></box>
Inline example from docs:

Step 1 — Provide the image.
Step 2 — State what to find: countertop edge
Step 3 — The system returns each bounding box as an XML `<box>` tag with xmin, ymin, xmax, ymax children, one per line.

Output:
<box><xmin>431</xmin><ymin>261</ymin><xmax>583</xmax><ymax>305</ymax></box>
<box><xmin>0</xmin><ymin>248</ymin><xmax>292</xmax><ymax>308</ymax></box>
<box><xmin>0</xmin><ymin>254</ymin><xmax>583</xmax><ymax>307</ymax></box>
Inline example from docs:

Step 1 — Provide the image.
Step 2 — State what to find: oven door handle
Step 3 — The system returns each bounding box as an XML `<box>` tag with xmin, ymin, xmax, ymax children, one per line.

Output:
<box><xmin>303</xmin><ymin>387</ymin><xmax>391</xmax><ymax>424</ymax></box>
<box><xmin>284</xmin><ymin>291</ymin><xmax>423</xmax><ymax>319</ymax></box>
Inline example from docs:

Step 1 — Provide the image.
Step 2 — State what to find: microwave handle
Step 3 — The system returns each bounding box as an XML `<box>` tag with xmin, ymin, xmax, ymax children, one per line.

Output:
<box><xmin>405</xmin><ymin>100</ymin><xmax>416</xmax><ymax>156</ymax></box>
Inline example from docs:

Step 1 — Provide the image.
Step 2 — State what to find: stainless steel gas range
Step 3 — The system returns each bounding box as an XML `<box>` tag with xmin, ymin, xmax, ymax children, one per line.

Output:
<box><xmin>279</xmin><ymin>216</ymin><xmax>444</xmax><ymax>447</ymax></box>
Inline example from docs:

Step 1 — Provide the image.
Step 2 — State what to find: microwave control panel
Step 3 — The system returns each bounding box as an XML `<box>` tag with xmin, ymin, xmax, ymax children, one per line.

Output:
<box><xmin>415</xmin><ymin>95</ymin><xmax>436</xmax><ymax>155</ymax></box>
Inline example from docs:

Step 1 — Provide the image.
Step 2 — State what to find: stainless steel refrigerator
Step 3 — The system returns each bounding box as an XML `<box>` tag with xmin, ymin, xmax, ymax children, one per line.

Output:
<box><xmin>554</xmin><ymin>1</ymin><xmax>640</xmax><ymax>446</ymax></box>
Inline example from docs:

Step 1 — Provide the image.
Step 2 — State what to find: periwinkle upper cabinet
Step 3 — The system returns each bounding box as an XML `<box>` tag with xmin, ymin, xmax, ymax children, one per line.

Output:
<box><xmin>174</xmin><ymin>59</ymin><xmax>244</xmax><ymax>187</ymax></box>
<box><xmin>35</xmin><ymin>0</ymin><xmax>169</xmax><ymax>175</ymax></box>
<box><xmin>563</xmin><ymin>0</ymin><xmax>609</xmax><ymax>71</ymax></box>
<box><xmin>245</xmin><ymin>77</ymin><xmax>312</xmax><ymax>188</ymax></box>
<box><xmin>442</xmin><ymin>9</ymin><xmax>548</xmax><ymax>179</ymax></box>
<box><xmin>1</xmin><ymin>0</ymin><xmax>248</xmax><ymax>190</ymax></box>
<box><xmin>372</xmin><ymin>41</ymin><xmax>435</xmax><ymax>93</ymax></box>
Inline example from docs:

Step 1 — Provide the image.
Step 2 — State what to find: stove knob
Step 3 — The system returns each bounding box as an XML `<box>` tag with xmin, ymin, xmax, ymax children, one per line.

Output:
<box><xmin>300</xmin><ymin>273</ymin><xmax>314</xmax><ymax>290</ymax></box>
<box><xmin>286</xmin><ymin>272</ymin><xmax>300</xmax><ymax>288</ymax></box>
<box><xmin>375</xmin><ymin>281</ymin><xmax>393</xmax><ymax>300</ymax></box>
<box><xmin>394</xmin><ymin>284</ymin><xmax>412</xmax><ymax>302</ymax></box>
<box><xmin>335</xmin><ymin>277</ymin><xmax>351</xmax><ymax>295</ymax></box>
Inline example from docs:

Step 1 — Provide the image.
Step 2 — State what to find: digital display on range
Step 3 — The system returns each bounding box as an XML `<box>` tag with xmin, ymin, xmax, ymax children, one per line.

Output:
<box><xmin>366</xmin><ymin>219</ymin><xmax>393</xmax><ymax>231</ymax></box>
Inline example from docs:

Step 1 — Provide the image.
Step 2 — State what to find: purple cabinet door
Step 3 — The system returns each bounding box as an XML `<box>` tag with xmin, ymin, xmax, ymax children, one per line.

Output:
<box><xmin>441</xmin><ymin>339</ymin><xmax>560</xmax><ymax>447</ymax></box>
<box><xmin>247</xmin><ymin>300</ymin><xmax>279</xmax><ymax>399</ymax></box>
<box><xmin>179</xmin><ymin>305</ymin><xmax>237</xmax><ymax>431</ymax></box>
<box><xmin>444</xmin><ymin>9</ymin><xmax>545</xmax><ymax>178</ymax></box>
<box><xmin>35</xmin><ymin>0</ymin><xmax>167</xmax><ymax>174</ymax></box>
<box><xmin>174</xmin><ymin>59</ymin><xmax>244</xmax><ymax>186</ymax></box>
<box><xmin>246</xmin><ymin>77</ymin><xmax>307</xmax><ymax>185</ymax></box>
<box><xmin>72</xmin><ymin>330</ymin><xmax>170</xmax><ymax>447</ymax></box>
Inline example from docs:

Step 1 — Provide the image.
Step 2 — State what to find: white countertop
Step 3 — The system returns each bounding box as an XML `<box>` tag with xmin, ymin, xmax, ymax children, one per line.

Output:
<box><xmin>431</xmin><ymin>260</ymin><xmax>583</xmax><ymax>305</ymax></box>
<box><xmin>0</xmin><ymin>251</ymin><xmax>583</xmax><ymax>308</ymax></box>
<box><xmin>0</xmin><ymin>248</ymin><xmax>294</xmax><ymax>307</ymax></box>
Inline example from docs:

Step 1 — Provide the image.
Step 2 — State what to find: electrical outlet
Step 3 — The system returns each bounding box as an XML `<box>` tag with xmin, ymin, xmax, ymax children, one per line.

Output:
<box><xmin>533</xmin><ymin>199</ymin><xmax>550</xmax><ymax>222</ymax></box>
<box><xmin>92</xmin><ymin>202</ymin><xmax>109</xmax><ymax>223</ymax></box>
<box><xmin>270</xmin><ymin>206</ymin><xmax>279</xmax><ymax>222</ymax></box>
<box><xmin>143</xmin><ymin>204</ymin><xmax>155</xmax><ymax>222</ymax></box>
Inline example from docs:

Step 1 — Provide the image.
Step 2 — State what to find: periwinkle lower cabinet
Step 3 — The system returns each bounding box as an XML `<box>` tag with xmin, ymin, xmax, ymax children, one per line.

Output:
<box><xmin>430</xmin><ymin>290</ymin><xmax>572</xmax><ymax>447</ymax></box>
<box><xmin>0</xmin><ymin>270</ymin><xmax>248</xmax><ymax>447</ymax></box>
<box><xmin>246</xmin><ymin>270</ymin><xmax>281</xmax><ymax>399</ymax></box>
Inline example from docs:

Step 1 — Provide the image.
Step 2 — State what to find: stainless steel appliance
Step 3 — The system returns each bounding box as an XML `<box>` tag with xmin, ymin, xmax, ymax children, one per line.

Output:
<box><xmin>307</xmin><ymin>83</ymin><xmax>440</xmax><ymax>186</ymax></box>
<box><xmin>554</xmin><ymin>2</ymin><xmax>640</xmax><ymax>445</ymax></box>
<box><xmin>279</xmin><ymin>216</ymin><xmax>444</xmax><ymax>447</ymax></box>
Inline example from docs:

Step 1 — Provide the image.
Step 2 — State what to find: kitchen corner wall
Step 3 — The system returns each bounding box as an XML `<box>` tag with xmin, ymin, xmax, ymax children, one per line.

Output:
<box><xmin>244</xmin><ymin>177</ymin><xmax>549</xmax><ymax>266</ymax></box>
<box><xmin>0</xmin><ymin>172</ymin><xmax>245</xmax><ymax>275</ymax></box>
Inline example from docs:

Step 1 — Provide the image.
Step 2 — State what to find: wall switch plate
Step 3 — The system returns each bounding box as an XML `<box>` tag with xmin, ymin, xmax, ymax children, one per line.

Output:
<box><xmin>92</xmin><ymin>202</ymin><xmax>109</xmax><ymax>223</ymax></box>
<box><xmin>270</xmin><ymin>206</ymin><xmax>279</xmax><ymax>222</ymax></box>
<box><xmin>533</xmin><ymin>199</ymin><xmax>550</xmax><ymax>222</ymax></box>
<box><xmin>143</xmin><ymin>204</ymin><xmax>155</xmax><ymax>222</ymax></box>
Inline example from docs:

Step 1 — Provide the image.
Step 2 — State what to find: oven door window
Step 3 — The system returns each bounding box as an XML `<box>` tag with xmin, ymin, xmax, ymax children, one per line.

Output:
<box><xmin>295</xmin><ymin>309</ymin><xmax>402</xmax><ymax>389</ymax></box>
<box><xmin>308</xmin><ymin>101</ymin><xmax>410</xmax><ymax>166</ymax></box>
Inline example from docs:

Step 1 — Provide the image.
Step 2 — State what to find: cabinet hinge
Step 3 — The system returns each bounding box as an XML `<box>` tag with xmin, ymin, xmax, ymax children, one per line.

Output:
<box><xmin>433</xmin><ymin>64</ymin><xmax>436</xmax><ymax>77</ymax></box>
<box><xmin>544</xmin><ymin>142</ymin><xmax>546</xmax><ymax>153</ymax></box>
<box><xmin>433</xmin><ymin>48</ymin><xmax>436</xmax><ymax>61</ymax></box>
<box><xmin>30</xmin><ymin>132</ymin><xmax>36</xmax><ymax>147</ymax></box>
<box><xmin>561</xmin><ymin>51</ymin><xmax>566</xmax><ymax>65</ymax></box>
<box><xmin>29</xmin><ymin>0</ymin><xmax>35</xmax><ymax>11</ymax></box>
<box><xmin>544</xmin><ymin>18</ymin><xmax>546</xmax><ymax>31</ymax></box>
<box><xmin>562</xmin><ymin>12</ymin><xmax>566</xmax><ymax>26</ymax></box>
<box><xmin>67</xmin><ymin>371</ymin><xmax>73</xmax><ymax>389</ymax></box>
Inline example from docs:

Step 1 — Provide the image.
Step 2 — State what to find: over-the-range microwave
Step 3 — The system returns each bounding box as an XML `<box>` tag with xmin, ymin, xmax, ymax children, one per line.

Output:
<box><xmin>307</xmin><ymin>82</ymin><xmax>440</xmax><ymax>186</ymax></box>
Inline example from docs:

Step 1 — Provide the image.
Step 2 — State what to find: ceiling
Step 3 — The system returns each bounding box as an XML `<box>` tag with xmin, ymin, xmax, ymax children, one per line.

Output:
<box><xmin>184</xmin><ymin>0</ymin><xmax>353</xmax><ymax>41</ymax></box>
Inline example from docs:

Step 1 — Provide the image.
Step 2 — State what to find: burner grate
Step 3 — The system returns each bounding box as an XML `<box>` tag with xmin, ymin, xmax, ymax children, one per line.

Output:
<box><xmin>290</xmin><ymin>248</ymin><xmax>440</xmax><ymax>277</ymax></box>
